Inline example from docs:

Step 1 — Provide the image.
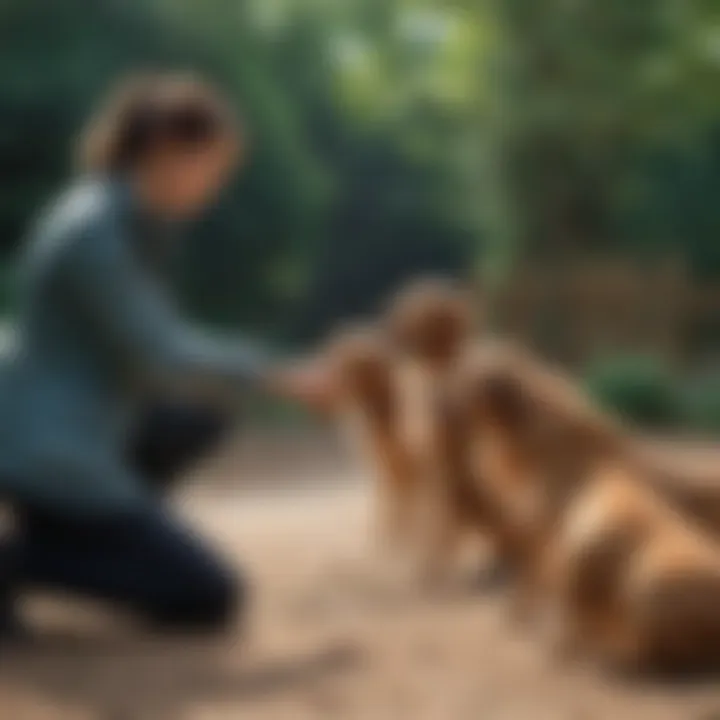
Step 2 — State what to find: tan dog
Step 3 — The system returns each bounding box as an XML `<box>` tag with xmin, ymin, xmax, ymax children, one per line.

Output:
<box><xmin>454</xmin><ymin>341</ymin><xmax>720</xmax><ymax>546</ymax></box>
<box><xmin>550</xmin><ymin>463</ymin><xmax>720</xmax><ymax>674</ymax></box>
<box><xmin>450</xmin><ymin>341</ymin><xmax>611</xmax><ymax>609</ymax></box>
<box><xmin>383</xmin><ymin>278</ymin><xmax>494</xmax><ymax>586</ymax></box>
<box><xmin>320</xmin><ymin>323</ymin><xmax>417</xmax><ymax>556</ymax></box>
<box><xmin>455</xmin><ymin>345</ymin><xmax>720</xmax><ymax>673</ymax></box>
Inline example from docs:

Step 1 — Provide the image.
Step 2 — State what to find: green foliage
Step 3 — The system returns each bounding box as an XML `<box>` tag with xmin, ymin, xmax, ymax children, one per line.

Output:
<box><xmin>1</xmin><ymin>0</ymin><xmax>720</xmax><ymax>347</ymax></box>
<box><xmin>482</xmin><ymin>0</ymin><xmax>720</xmax><ymax>264</ymax></box>
<box><xmin>584</xmin><ymin>355</ymin><xmax>681</xmax><ymax>429</ymax></box>
<box><xmin>0</xmin><ymin>0</ymin><xmax>483</xmax><ymax>342</ymax></box>
<box><xmin>680</xmin><ymin>376</ymin><xmax>720</xmax><ymax>434</ymax></box>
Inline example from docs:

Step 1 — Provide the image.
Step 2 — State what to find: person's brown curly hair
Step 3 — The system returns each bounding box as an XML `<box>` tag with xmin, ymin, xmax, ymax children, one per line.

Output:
<box><xmin>77</xmin><ymin>72</ymin><xmax>237</xmax><ymax>173</ymax></box>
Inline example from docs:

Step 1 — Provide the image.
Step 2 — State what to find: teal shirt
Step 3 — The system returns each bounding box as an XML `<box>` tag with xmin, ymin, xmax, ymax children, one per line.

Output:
<box><xmin>0</xmin><ymin>177</ymin><xmax>266</xmax><ymax>514</ymax></box>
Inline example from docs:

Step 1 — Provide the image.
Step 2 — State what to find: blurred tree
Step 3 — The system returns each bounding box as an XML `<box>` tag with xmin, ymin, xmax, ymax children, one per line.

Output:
<box><xmin>480</xmin><ymin>0</ymin><xmax>720</xmax><ymax>265</ymax></box>
<box><xmin>1</xmin><ymin>0</ymin><xmax>720</xmax><ymax>346</ymax></box>
<box><xmin>246</xmin><ymin>0</ymin><xmax>489</xmax><ymax>338</ymax></box>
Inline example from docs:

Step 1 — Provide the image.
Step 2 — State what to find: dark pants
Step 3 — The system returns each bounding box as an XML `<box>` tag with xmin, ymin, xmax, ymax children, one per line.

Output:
<box><xmin>5</xmin><ymin>403</ymin><xmax>238</xmax><ymax>633</ymax></box>
<box><xmin>130</xmin><ymin>403</ymin><xmax>230</xmax><ymax>494</ymax></box>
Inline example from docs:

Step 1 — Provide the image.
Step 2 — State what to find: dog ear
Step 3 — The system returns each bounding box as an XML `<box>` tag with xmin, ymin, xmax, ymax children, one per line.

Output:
<box><xmin>479</xmin><ymin>370</ymin><xmax>530</xmax><ymax>433</ymax></box>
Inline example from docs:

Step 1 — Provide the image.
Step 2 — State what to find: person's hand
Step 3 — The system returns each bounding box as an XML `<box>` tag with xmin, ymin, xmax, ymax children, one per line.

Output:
<box><xmin>266</xmin><ymin>357</ymin><xmax>338</xmax><ymax>415</ymax></box>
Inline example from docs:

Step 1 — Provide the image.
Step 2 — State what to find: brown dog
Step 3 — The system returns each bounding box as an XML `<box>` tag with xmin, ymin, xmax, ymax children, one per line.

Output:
<box><xmin>455</xmin><ymin>344</ymin><xmax>720</xmax><ymax>673</ymax></box>
<box><xmin>383</xmin><ymin>277</ymin><xmax>494</xmax><ymax>586</ymax></box>
<box><xmin>549</xmin><ymin>462</ymin><xmax>720</xmax><ymax>674</ymax></box>
<box><xmin>320</xmin><ymin>323</ymin><xmax>418</xmax><ymax>555</ymax></box>
<box><xmin>454</xmin><ymin>341</ymin><xmax>720</xmax><ymax>544</ymax></box>
<box><xmin>450</xmin><ymin>342</ymin><xmax>609</xmax><ymax>609</ymax></box>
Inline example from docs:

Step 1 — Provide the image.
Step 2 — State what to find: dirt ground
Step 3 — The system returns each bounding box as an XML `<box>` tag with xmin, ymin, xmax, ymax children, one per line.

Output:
<box><xmin>3</xmin><ymin>432</ymin><xmax>720</xmax><ymax>720</ymax></box>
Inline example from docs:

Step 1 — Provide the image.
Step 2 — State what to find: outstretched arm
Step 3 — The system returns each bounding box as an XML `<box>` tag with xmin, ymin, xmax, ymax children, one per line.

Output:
<box><xmin>57</xmin><ymin>216</ymin><xmax>333</xmax><ymax>411</ymax></box>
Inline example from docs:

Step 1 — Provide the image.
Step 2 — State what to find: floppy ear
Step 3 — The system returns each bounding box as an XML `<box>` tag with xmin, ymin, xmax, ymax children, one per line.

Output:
<box><xmin>480</xmin><ymin>371</ymin><xmax>530</xmax><ymax>433</ymax></box>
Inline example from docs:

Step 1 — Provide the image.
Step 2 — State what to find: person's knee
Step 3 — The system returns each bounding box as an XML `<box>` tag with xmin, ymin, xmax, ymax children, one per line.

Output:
<box><xmin>133</xmin><ymin>406</ymin><xmax>232</xmax><ymax>489</ymax></box>
<box><xmin>145</xmin><ymin>561</ymin><xmax>248</xmax><ymax>633</ymax></box>
<box><xmin>164</xmin><ymin>410</ymin><xmax>229</xmax><ymax>471</ymax></box>
<box><xmin>193</xmin><ymin>564</ymin><xmax>245</xmax><ymax>628</ymax></box>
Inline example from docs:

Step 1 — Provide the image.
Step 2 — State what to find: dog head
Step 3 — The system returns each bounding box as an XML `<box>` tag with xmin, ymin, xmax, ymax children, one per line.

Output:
<box><xmin>385</xmin><ymin>277</ymin><xmax>476</xmax><ymax>368</ymax></box>
<box><xmin>453</xmin><ymin>342</ymin><xmax>622</xmax><ymax>497</ymax></box>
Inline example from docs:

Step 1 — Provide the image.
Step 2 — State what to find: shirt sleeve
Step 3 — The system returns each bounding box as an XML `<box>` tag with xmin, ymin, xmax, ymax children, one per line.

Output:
<box><xmin>55</xmin><ymin>211</ymin><xmax>271</xmax><ymax>405</ymax></box>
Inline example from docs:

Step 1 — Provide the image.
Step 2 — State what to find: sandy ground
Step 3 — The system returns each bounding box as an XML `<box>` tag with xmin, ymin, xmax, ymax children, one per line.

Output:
<box><xmin>3</xmin><ymin>433</ymin><xmax>720</xmax><ymax>720</ymax></box>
